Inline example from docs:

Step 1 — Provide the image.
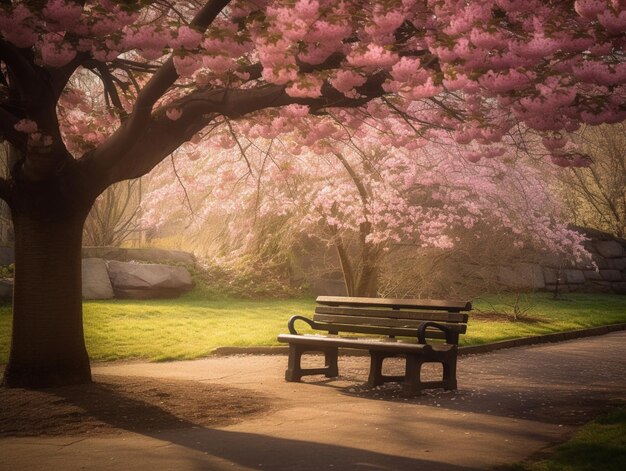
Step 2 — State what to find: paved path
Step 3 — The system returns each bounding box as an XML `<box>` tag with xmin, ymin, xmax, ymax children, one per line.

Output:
<box><xmin>1</xmin><ymin>332</ymin><xmax>625</xmax><ymax>471</ymax></box>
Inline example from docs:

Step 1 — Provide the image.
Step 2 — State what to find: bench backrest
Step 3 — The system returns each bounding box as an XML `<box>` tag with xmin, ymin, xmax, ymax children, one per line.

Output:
<box><xmin>314</xmin><ymin>296</ymin><xmax>471</xmax><ymax>344</ymax></box>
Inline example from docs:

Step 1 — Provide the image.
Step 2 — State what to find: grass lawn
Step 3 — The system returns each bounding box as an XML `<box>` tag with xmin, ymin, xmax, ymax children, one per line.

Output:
<box><xmin>0</xmin><ymin>290</ymin><xmax>624</xmax><ymax>363</ymax></box>
<box><xmin>499</xmin><ymin>405</ymin><xmax>626</xmax><ymax>471</ymax></box>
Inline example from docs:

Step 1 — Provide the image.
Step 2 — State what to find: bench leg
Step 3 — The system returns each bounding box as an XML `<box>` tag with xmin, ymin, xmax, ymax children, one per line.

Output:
<box><xmin>285</xmin><ymin>344</ymin><xmax>305</xmax><ymax>382</ymax></box>
<box><xmin>367</xmin><ymin>352</ymin><xmax>405</xmax><ymax>387</ymax></box>
<box><xmin>368</xmin><ymin>351</ymin><xmax>386</xmax><ymax>387</ymax></box>
<box><xmin>285</xmin><ymin>344</ymin><xmax>340</xmax><ymax>381</ymax></box>
<box><xmin>443</xmin><ymin>356</ymin><xmax>458</xmax><ymax>390</ymax></box>
<box><xmin>402</xmin><ymin>354</ymin><xmax>425</xmax><ymax>397</ymax></box>
<box><xmin>325</xmin><ymin>347</ymin><xmax>339</xmax><ymax>378</ymax></box>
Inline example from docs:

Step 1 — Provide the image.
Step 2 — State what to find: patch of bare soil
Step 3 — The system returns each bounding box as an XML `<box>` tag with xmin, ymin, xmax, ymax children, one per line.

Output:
<box><xmin>0</xmin><ymin>375</ymin><xmax>270</xmax><ymax>438</ymax></box>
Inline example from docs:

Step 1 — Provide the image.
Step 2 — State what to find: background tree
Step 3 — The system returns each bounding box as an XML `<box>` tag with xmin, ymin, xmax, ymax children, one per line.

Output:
<box><xmin>83</xmin><ymin>179</ymin><xmax>143</xmax><ymax>246</ymax></box>
<box><xmin>0</xmin><ymin>0</ymin><xmax>624</xmax><ymax>387</ymax></box>
<box><xmin>554</xmin><ymin>123</ymin><xmax>626</xmax><ymax>238</ymax></box>
<box><xmin>143</xmin><ymin>140</ymin><xmax>592</xmax><ymax>297</ymax></box>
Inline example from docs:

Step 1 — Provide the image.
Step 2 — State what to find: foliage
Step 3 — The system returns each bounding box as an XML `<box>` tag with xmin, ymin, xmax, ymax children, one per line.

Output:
<box><xmin>83</xmin><ymin>179</ymin><xmax>144</xmax><ymax>247</ymax></box>
<box><xmin>196</xmin><ymin>257</ymin><xmax>308</xmax><ymax>299</ymax></box>
<box><xmin>554</xmin><ymin>123</ymin><xmax>626</xmax><ymax>238</ymax></box>
<box><xmin>499</xmin><ymin>405</ymin><xmax>626</xmax><ymax>471</ymax></box>
<box><xmin>0</xmin><ymin>264</ymin><xmax>14</xmax><ymax>279</ymax></box>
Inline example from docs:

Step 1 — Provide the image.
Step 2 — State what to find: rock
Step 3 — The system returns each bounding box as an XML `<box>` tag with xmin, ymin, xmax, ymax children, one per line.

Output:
<box><xmin>0</xmin><ymin>278</ymin><xmax>12</xmax><ymax>300</ymax></box>
<box><xmin>83</xmin><ymin>247</ymin><xmax>196</xmax><ymax>267</ymax></box>
<box><xmin>582</xmin><ymin>270</ymin><xmax>602</xmax><ymax>281</ymax></box>
<box><xmin>595</xmin><ymin>241</ymin><xmax>624</xmax><ymax>258</ymax></box>
<box><xmin>591</xmin><ymin>255</ymin><xmax>609</xmax><ymax>269</ymax></box>
<box><xmin>497</xmin><ymin>263</ymin><xmax>545</xmax><ymax>290</ymax></box>
<box><xmin>543</xmin><ymin>267</ymin><xmax>559</xmax><ymax>285</ymax></box>
<box><xmin>107</xmin><ymin>260</ymin><xmax>194</xmax><ymax>299</ymax></box>
<box><xmin>600</xmin><ymin>269</ymin><xmax>623</xmax><ymax>282</ymax></box>
<box><xmin>607</xmin><ymin>258</ymin><xmax>626</xmax><ymax>271</ymax></box>
<box><xmin>564</xmin><ymin>269</ymin><xmax>586</xmax><ymax>284</ymax></box>
<box><xmin>82</xmin><ymin>258</ymin><xmax>114</xmax><ymax>300</ymax></box>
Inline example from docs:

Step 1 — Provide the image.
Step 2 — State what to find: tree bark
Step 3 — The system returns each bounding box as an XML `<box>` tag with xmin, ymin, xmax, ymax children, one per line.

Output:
<box><xmin>2</xmin><ymin>167</ymin><xmax>94</xmax><ymax>388</ymax></box>
<box><xmin>355</xmin><ymin>253</ymin><xmax>379</xmax><ymax>298</ymax></box>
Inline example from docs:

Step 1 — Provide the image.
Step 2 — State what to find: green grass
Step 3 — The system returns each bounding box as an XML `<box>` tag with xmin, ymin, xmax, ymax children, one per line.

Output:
<box><xmin>0</xmin><ymin>290</ymin><xmax>624</xmax><ymax>363</ymax></box>
<box><xmin>500</xmin><ymin>405</ymin><xmax>626</xmax><ymax>471</ymax></box>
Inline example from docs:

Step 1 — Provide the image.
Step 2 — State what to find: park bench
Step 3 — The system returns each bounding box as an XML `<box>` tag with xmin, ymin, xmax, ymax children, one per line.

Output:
<box><xmin>277</xmin><ymin>296</ymin><xmax>471</xmax><ymax>396</ymax></box>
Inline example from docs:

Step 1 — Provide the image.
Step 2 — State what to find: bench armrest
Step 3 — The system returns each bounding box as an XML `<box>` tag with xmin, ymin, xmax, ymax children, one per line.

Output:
<box><xmin>417</xmin><ymin>321</ymin><xmax>457</xmax><ymax>344</ymax></box>
<box><xmin>287</xmin><ymin>315</ymin><xmax>318</xmax><ymax>335</ymax></box>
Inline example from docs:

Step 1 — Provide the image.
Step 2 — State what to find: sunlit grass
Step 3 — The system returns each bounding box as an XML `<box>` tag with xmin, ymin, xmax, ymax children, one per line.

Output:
<box><xmin>0</xmin><ymin>290</ymin><xmax>624</xmax><ymax>363</ymax></box>
<box><xmin>499</xmin><ymin>405</ymin><xmax>626</xmax><ymax>471</ymax></box>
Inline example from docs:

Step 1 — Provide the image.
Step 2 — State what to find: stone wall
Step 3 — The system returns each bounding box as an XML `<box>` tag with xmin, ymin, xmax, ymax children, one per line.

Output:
<box><xmin>488</xmin><ymin>228</ymin><xmax>626</xmax><ymax>294</ymax></box>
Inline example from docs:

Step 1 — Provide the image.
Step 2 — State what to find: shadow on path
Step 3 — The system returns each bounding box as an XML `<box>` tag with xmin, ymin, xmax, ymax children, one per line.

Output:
<box><xmin>46</xmin><ymin>380</ymin><xmax>476</xmax><ymax>471</ymax></box>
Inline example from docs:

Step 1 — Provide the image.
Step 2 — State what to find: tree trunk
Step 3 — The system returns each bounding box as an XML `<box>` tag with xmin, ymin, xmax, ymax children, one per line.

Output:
<box><xmin>2</xmin><ymin>175</ymin><xmax>93</xmax><ymax>388</ymax></box>
<box><xmin>355</xmin><ymin>250</ymin><xmax>379</xmax><ymax>298</ymax></box>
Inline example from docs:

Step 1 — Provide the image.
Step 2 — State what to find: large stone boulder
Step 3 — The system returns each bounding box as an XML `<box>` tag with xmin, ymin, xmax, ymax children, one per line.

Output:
<box><xmin>107</xmin><ymin>260</ymin><xmax>194</xmax><ymax>299</ymax></box>
<box><xmin>82</xmin><ymin>258</ymin><xmax>114</xmax><ymax>300</ymax></box>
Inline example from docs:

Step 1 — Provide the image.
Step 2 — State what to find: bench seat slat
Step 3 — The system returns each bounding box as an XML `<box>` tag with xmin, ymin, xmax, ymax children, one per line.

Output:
<box><xmin>316</xmin><ymin>296</ymin><xmax>472</xmax><ymax>312</ymax></box>
<box><xmin>315</xmin><ymin>306</ymin><xmax>469</xmax><ymax>323</ymax></box>
<box><xmin>277</xmin><ymin>333</ymin><xmax>441</xmax><ymax>353</ymax></box>
<box><xmin>309</xmin><ymin>322</ymin><xmax>449</xmax><ymax>340</ymax></box>
<box><xmin>313</xmin><ymin>313</ymin><xmax>467</xmax><ymax>333</ymax></box>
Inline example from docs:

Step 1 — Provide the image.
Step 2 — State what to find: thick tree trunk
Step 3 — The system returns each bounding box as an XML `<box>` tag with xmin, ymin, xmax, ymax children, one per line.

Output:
<box><xmin>2</xmin><ymin>175</ymin><xmax>93</xmax><ymax>388</ymax></box>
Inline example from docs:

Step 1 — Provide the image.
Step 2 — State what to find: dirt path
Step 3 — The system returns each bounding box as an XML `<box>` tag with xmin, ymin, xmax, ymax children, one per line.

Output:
<box><xmin>1</xmin><ymin>331</ymin><xmax>625</xmax><ymax>471</ymax></box>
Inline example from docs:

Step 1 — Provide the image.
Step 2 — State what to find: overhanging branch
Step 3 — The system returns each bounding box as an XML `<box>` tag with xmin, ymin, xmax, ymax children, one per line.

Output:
<box><xmin>88</xmin><ymin>0</ymin><xmax>231</xmax><ymax>175</ymax></box>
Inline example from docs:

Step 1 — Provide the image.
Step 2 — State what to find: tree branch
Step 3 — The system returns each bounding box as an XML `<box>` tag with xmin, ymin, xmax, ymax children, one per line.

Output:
<box><xmin>0</xmin><ymin>40</ymin><xmax>39</xmax><ymax>99</ymax></box>
<box><xmin>85</xmin><ymin>70</ymin><xmax>387</xmax><ymax>188</ymax></box>
<box><xmin>93</xmin><ymin>63</ymin><xmax>128</xmax><ymax>121</ymax></box>
<box><xmin>87</xmin><ymin>0</ymin><xmax>231</xmax><ymax>177</ymax></box>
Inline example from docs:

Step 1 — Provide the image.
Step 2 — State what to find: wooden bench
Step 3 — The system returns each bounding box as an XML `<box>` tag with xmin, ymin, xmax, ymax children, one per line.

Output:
<box><xmin>277</xmin><ymin>296</ymin><xmax>471</xmax><ymax>396</ymax></box>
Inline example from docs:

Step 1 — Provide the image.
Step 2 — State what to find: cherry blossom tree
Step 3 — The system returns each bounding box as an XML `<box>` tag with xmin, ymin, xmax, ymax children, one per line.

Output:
<box><xmin>143</xmin><ymin>140</ymin><xmax>592</xmax><ymax>297</ymax></box>
<box><xmin>0</xmin><ymin>0</ymin><xmax>625</xmax><ymax>387</ymax></box>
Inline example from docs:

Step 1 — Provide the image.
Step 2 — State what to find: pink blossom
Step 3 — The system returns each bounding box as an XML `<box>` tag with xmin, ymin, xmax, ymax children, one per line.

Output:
<box><xmin>597</xmin><ymin>8</ymin><xmax>626</xmax><ymax>34</ymax></box>
<box><xmin>43</xmin><ymin>0</ymin><xmax>83</xmax><ymax>31</ymax></box>
<box><xmin>347</xmin><ymin>44</ymin><xmax>399</xmax><ymax>71</ymax></box>
<box><xmin>173</xmin><ymin>55</ymin><xmax>201</xmax><ymax>77</ymax></box>
<box><xmin>281</xmin><ymin>104</ymin><xmax>310</xmax><ymax>118</ymax></box>
<box><xmin>166</xmin><ymin>108</ymin><xmax>182</xmax><ymax>121</ymax></box>
<box><xmin>14</xmin><ymin>119</ymin><xmax>38</xmax><ymax>133</ymax></box>
<box><xmin>286</xmin><ymin>75</ymin><xmax>323</xmax><ymax>98</ymax></box>
<box><xmin>574</xmin><ymin>0</ymin><xmax>609</xmax><ymax>19</ymax></box>
<box><xmin>203</xmin><ymin>55</ymin><xmax>235</xmax><ymax>74</ymax></box>
<box><xmin>40</xmin><ymin>34</ymin><xmax>77</xmax><ymax>67</ymax></box>
<box><xmin>0</xmin><ymin>5</ymin><xmax>38</xmax><ymax>48</ymax></box>
<box><xmin>330</xmin><ymin>70</ymin><xmax>366</xmax><ymax>95</ymax></box>
<box><xmin>170</xmin><ymin>26</ymin><xmax>203</xmax><ymax>50</ymax></box>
